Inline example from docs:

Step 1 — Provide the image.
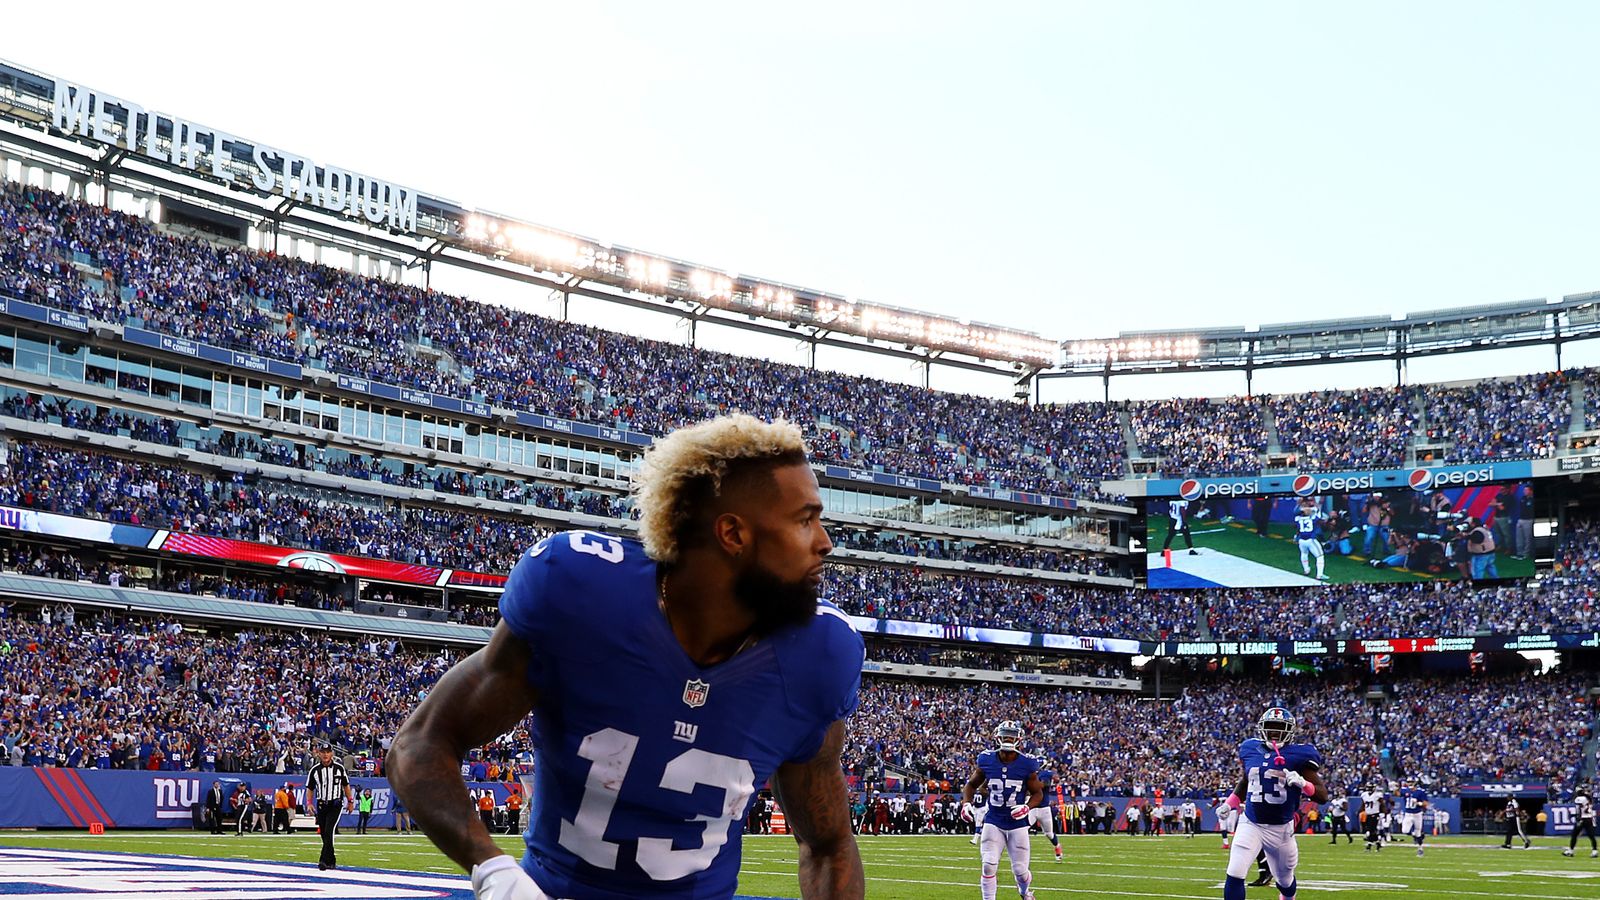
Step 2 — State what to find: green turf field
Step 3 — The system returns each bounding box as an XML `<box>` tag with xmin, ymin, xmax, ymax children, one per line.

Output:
<box><xmin>3</xmin><ymin>830</ymin><xmax>1596</xmax><ymax>899</ymax></box>
<box><xmin>1147</xmin><ymin>516</ymin><xmax>1534</xmax><ymax>586</ymax></box>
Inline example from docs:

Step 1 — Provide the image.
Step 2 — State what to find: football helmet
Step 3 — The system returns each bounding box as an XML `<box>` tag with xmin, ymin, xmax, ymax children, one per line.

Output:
<box><xmin>1257</xmin><ymin>707</ymin><xmax>1295</xmax><ymax>745</ymax></box>
<box><xmin>995</xmin><ymin>720</ymin><xmax>1022</xmax><ymax>751</ymax></box>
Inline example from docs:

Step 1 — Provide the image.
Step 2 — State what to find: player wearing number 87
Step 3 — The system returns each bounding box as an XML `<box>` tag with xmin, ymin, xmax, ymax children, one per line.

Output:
<box><xmin>388</xmin><ymin>415</ymin><xmax>866</xmax><ymax>900</ymax></box>
<box><xmin>960</xmin><ymin>721</ymin><xmax>1045</xmax><ymax>900</ymax></box>
<box><xmin>1221</xmin><ymin>708</ymin><xmax>1327</xmax><ymax>900</ymax></box>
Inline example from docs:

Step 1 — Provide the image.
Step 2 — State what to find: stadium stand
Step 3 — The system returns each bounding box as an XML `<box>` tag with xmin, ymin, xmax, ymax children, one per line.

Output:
<box><xmin>5</xmin><ymin>181</ymin><xmax>1599</xmax><ymax>491</ymax></box>
<box><xmin>0</xmin><ymin>427</ymin><xmax>1594</xmax><ymax>639</ymax></box>
<box><xmin>1</xmin><ymin>171</ymin><xmax>1599</xmax><ymax>842</ymax></box>
<box><xmin>6</xmin><ymin>599</ymin><xmax>1590</xmax><ymax>805</ymax></box>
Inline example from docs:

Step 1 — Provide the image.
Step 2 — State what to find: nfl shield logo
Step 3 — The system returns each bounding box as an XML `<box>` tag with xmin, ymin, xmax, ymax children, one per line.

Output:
<box><xmin>682</xmin><ymin>679</ymin><xmax>710</xmax><ymax>708</ymax></box>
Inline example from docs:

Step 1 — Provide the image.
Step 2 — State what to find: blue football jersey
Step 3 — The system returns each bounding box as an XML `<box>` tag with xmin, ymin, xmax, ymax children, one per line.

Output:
<box><xmin>1238</xmin><ymin>738</ymin><xmax>1322</xmax><ymax>827</ymax></box>
<box><xmin>977</xmin><ymin>750</ymin><xmax>1041</xmax><ymax>830</ymax></box>
<box><xmin>1037</xmin><ymin>768</ymin><xmax>1053</xmax><ymax>793</ymax></box>
<box><xmin>1401</xmin><ymin>788</ymin><xmax>1428</xmax><ymax>813</ymax></box>
<box><xmin>1294</xmin><ymin>511</ymin><xmax>1322</xmax><ymax>540</ymax></box>
<box><xmin>499</xmin><ymin>530</ymin><xmax>864</xmax><ymax>900</ymax></box>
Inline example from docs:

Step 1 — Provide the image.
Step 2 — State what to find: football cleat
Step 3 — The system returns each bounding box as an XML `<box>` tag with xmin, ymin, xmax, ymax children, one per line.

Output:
<box><xmin>1564</xmin><ymin>849</ymin><xmax>1574</xmax><ymax>857</ymax></box>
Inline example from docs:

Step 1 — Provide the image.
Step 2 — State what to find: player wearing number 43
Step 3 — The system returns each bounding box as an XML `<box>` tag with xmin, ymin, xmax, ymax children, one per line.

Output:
<box><xmin>1221</xmin><ymin>708</ymin><xmax>1329</xmax><ymax>900</ymax></box>
<box><xmin>960</xmin><ymin>721</ymin><xmax>1046</xmax><ymax>900</ymax></box>
<box><xmin>388</xmin><ymin>415</ymin><xmax>866</xmax><ymax>900</ymax></box>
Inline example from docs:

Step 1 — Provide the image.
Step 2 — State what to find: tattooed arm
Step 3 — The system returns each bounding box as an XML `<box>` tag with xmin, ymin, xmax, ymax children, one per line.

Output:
<box><xmin>772</xmin><ymin>720</ymin><xmax>865</xmax><ymax>900</ymax></box>
<box><xmin>387</xmin><ymin>622</ymin><xmax>539</xmax><ymax>872</ymax></box>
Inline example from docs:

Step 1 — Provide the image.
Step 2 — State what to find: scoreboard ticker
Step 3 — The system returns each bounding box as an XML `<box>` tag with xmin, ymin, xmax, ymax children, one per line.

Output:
<box><xmin>1149</xmin><ymin>632</ymin><xmax>1600</xmax><ymax>657</ymax></box>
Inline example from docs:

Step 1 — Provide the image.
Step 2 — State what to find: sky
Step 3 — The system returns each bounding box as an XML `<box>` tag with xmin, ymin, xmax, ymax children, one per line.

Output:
<box><xmin>11</xmin><ymin>1</ymin><xmax>1600</xmax><ymax>401</ymax></box>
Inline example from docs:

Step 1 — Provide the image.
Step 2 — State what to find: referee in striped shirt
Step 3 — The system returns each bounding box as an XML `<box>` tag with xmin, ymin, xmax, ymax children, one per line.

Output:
<box><xmin>306</xmin><ymin>745</ymin><xmax>355</xmax><ymax>870</ymax></box>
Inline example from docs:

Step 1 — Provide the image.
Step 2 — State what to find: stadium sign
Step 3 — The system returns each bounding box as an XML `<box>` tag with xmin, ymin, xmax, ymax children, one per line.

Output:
<box><xmin>1150</xmin><ymin>632</ymin><xmax>1600</xmax><ymax>657</ymax></box>
<box><xmin>1147</xmin><ymin>460</ymin><xmax>1532</xmax><ymax>498</ymax></box>
<box><xmin>49</xmin><ymin>78</ymin><xmax>420</xmax><ymax>233</ymax></box>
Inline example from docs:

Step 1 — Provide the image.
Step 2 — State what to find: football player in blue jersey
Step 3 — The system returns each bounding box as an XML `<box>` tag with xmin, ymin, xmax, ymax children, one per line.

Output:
<box><xmin>1028</xmin><ymin>763</ymin><xmax>1063</xmax><ymax>863</ymax></box>
<box><xmin>1219</xmin><ymin>707</ymin><xmax>1328</xmax><ymax>900</ymax></box>
<box><xmin>389</xmin><ymin>415</ymin><xmax>866</xmax><ymax>900</ymax></box>
<box><xmin>1397</xmin><ymin>780</ymin><xmax>1429</xmax><ymax>857</ymax></box>
<box><xmin>1293</xmin><ymin>498</ymin><xmax>1328</xmax><ymax>581</ymax></box>
<box><xmin>960</xmin><ymin>721</ymin><xmax>1044</xmax><ymax>900</ymax></box>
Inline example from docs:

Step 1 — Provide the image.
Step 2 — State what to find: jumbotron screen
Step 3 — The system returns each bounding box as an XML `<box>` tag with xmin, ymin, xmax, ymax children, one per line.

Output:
<box><xmin>1144</xmin><ymin>480</ymin><xmax>1535</xmax><ymax>588</ymax></box>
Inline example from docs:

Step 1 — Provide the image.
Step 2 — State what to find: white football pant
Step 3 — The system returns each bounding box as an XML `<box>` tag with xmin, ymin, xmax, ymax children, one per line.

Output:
<box><xmin>1226</xmin><ymin>818</ymin><xmax>1298</xmax><ymax>888</ymax></box>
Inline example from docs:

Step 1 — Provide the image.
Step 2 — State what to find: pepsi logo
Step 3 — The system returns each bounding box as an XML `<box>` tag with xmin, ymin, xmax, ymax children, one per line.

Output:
<box><xmin>1178</xmin><ymin>480</ymin><xmax>1202</xmax><ymax>501</ymax></box>
<box><xmin>1407</xmin><ymin>469</ymin><xmax>1433</xmax><ymax>491</ymax></box>
<box><xmin>1292</xmin><ymin>474</ymin><xmax>1317</xmax><ymax>496</ymax></box>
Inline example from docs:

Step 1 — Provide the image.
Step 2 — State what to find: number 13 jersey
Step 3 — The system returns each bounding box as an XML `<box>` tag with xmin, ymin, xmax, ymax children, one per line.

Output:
<box><xmin>499</xmin><ymin>531</ymin><xmax>864</xmax><ymax>900</ymax></box>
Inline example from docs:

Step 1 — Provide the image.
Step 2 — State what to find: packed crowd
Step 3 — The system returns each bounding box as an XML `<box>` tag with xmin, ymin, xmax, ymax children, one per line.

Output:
<box><xmin>7</xmin><ymin>182</ymin><xmax>1595</xmax><ymax>496</ymax></box>
<box><xmin>0</xmin><ymin>439</ymin><xmax>557</xmax><ymax>573</ymax></box>
<box><xmin>0</xmin><ymin>605</ymin><xmax>532</xmax><ymax>774</ymax></box>
<box><xmin>833</xmin><ymin>530</ymin><xmax>1116</xmax><ymax>577</ymax></box>
<box><xmin>820</xmin><ymin>564</ymin><xmax>1195</xmax><ymax>639</ymax></box>
<box><xmin>1415</xmin><ymin>373</ymin><xmax>1572</xmax><ymax>465</ymax></box>
<box><xmin>0</xmin><ymin>393</ymin><xmax>1108</xmax><ymax>575</ymax></box>
<box><xmin>1268</xmin><ymin>387</ymin><xmax>1414</xmax><ymax>472</ymax></box>
<box><xmin>1130</xmin><ymin>397</ymin><xmax>1267</xmax><ymax>476</ymax></box>
<box><xmin>10</xmin><ymin>600</ymin><xmax>1585</xmax><ymax>807</ymax></box>
<box><xmin>0</xmin><ymin>390</ymin><xmax>634</xmax><ymax>517</ymax></box>
<box><xmin>5</xmin><ymin>433</ymin><xmax>1599</xmax><ymax>640</ymax></box>
<box><xmin>0</xmin><ymin>184</ymin><xmax>1124</xmax><ymax>498</ymax></box>
<box><xmin>845</xmin><ymin>674</ymin><xmax>1385</xmax><ymax>798</ymax></box>
<box><xmin>1378</xmin><ymin>672</ymin><xmax>1595</xmax><ymax>792</ymax></box>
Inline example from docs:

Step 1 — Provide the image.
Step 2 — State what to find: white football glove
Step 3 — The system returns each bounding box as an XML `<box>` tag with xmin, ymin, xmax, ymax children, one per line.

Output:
<box><xmin>960</xmin><ymin>805</ymin><xmax>974</xmax><ymax>822</ymax></box>
<box><xmin>1283</xmin><ymin>769</ymin><xmax>1308</xmax><ymax>790</ymax></box>
<box><xmin>471</xmin><ymin>855</ymin><xmax>545</xmax><ymax>900</ymax></box>
<box><xmin>1010</xmin><ymin>804</ymin><xmax>1030</xmax><ymax>820</ymax></box>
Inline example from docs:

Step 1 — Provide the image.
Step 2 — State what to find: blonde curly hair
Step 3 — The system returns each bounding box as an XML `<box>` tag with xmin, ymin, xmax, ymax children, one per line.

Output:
<box><xmin>634</xmin><ymin>414</ymin><xmax>809</xmax><ymax>563</ymax></box>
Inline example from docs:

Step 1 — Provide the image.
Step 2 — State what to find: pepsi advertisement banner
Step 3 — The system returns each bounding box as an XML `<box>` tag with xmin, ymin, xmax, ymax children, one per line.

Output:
<box><xmin>1145</xmin><ymin>480</ymin><xmax>1534</xmax><ymax>589</ymax></box>
<box><xmin>1146</xmin><ymin>461</ymin><xmax>1536</xmax><ymax>500</ymax></box>
<box><xmin>0</xmin><ymin>767</ymin><xmax>521</xmax><ymax>830</ymax></box>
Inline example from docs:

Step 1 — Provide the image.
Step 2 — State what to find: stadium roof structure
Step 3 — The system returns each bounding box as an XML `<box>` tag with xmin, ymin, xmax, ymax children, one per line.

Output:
<box><xmin>0</xmin><ymin>59</ymin><xmax>1056</xmax><ymax>383</ymax></box>
<box><xmin>1052</xmin><ymin>294</ymin><xmax>1600</xmax><ymax>390</ymax></box>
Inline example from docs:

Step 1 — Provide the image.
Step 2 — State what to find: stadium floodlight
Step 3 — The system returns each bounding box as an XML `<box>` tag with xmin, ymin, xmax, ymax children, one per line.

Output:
<box><xmin>1067</xmin><ymin>336</ymin><xmax>1201</xmax><ymax>365</ymax></box>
